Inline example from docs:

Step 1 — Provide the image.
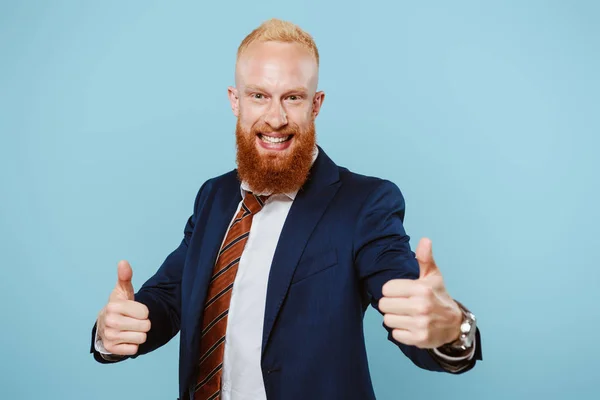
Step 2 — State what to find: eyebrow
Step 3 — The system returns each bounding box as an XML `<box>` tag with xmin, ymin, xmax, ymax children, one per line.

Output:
<box><xmin>244</xmin><ymin>85</ymin><xmax>308</xmax><ymax>95</ymax></box>
<box><xmin>284</xmin><ymin>87</ymin><xmax>309</xmax><ymax>95</ymax></box>
<box><xmin>243</xmin><ymin>85</ymin><xmax>265</xmax><ymax>94</ymax></box>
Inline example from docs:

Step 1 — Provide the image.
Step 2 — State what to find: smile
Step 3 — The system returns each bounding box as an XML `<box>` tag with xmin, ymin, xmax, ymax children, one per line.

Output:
<box><xmin>258</xmin><ymin>134</ymin><xmax>293</xmax><ymax>144</ymax></box>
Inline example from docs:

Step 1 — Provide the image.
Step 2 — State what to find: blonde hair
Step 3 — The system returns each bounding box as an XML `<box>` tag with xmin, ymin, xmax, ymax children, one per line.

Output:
<box><xmin>237</xmin><ymin>18</ymin><xmax>319</xmax><ymax>66</ymax></box>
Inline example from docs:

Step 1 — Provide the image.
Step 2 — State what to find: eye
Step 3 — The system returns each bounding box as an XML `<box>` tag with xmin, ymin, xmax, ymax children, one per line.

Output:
<box><xmin>287</xmin><ymin>95</ymin><xmax>302</xmax><ymax>101</ymax></box>
<box><xmin>253</xmin><ymin>93</ymin><xmax>264</xmax><ymax>99</ymax></box>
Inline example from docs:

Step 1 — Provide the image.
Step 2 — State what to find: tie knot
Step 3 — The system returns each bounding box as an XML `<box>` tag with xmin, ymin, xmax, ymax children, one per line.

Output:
<box><xmin>242</xmin><ymin>192</ymin><xmax>269</xmax><ymax>215</ymax></box>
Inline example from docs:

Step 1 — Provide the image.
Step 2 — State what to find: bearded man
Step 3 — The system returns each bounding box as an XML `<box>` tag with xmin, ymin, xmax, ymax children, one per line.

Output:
<box><xmin>90</xmin><ymin>18</ymin><xmax>483</xmax><ymax>400</ymax></box>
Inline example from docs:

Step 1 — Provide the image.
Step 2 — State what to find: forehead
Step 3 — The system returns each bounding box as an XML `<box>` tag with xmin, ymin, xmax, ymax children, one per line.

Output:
<box><xmin>236</xmin><ymin>41</ymin><xmax>318</xmax><ymax>92</ymax></box>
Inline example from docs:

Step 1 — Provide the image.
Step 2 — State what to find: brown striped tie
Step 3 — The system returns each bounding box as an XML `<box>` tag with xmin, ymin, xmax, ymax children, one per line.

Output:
<box><xmin>193</xmin><ymin>191</ymin><xmax>268</xmax><ymax>400</ymax></box>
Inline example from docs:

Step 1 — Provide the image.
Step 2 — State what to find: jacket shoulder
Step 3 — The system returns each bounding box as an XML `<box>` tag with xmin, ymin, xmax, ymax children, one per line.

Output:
<box><xmin>337</xmin><ymin>165</ymin><xmax>403</xmax><ymax>196</ymax></box>
<box><xmin>191</xmin><ymin>169</ymin><xmax>238</xmax><ymax>207</ymax></box>
<box><xmin>201</xmin><ymin>169</ymin><xmax>238</xmax><ymax>190</ymax></box>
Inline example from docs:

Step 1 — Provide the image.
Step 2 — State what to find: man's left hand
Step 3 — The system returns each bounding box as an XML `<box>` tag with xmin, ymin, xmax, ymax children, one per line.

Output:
<box><xmin>378</xmin><ymin>238</ymin><xmax>462</xmax><ymax>349</ymax></box>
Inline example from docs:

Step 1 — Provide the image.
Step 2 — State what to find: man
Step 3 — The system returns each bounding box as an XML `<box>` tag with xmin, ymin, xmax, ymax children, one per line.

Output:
<box><xmin>90</xmin><ymin>18</ymin><xmax>483</xmax><ymax>400</ymax></box>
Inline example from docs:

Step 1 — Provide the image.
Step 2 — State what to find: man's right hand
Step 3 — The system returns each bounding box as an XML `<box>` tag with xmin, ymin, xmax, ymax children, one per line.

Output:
<box><xmin>96</xmin><ymin>260</ymin><xmax>151</xmax><ymax>356</ymax></box>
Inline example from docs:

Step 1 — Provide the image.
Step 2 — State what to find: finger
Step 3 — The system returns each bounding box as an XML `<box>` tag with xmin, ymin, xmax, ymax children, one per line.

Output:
<box><xmin>391</xmin><ymin>328</ymin><xmax>423</xmax><ymax>347</ymax></box>
<box><xmin>381</xmin><ymin>279</ymin><xmax>426</xmax><ymax>298</ymax></box>
<box><xmin>105</xmin><ymin>314</ymin><xmax>151</xmax><ymax>332</ymax></box>
<box><xmin>383</xmin><ymin>314</ymin><xmax>417</xmax><ymax>330</ymax></box>
<box><xmin>106</xmin><ymin>300</ymin><xmax>149</xmax><ymax>320</ymax></box>
<box><xmin>104</xmin><ymin>343</ymin><xmax>139</xmax><ymax>356</ymax></box>
<box><xmin>378</xmin><ymin>297</ymin><xmax>420</xmax><ymax>316</ymax></box>
<box><xmin>114</xmin><ymin>260</ymin><xmax>135</xmax><ymax>300</ymax></box>
<box><xmin>416</xmin><ymin>238</ymin><xmax>439</xmax><ymax>279</ymax></box>
<box><xmin>103</xmin><ymin>328</ymin><xmax>147</xmax><ymax>345</ymax></box>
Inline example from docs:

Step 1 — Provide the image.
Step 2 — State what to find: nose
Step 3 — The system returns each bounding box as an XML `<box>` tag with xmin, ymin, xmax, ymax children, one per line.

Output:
<box><xmin>264</xmin><ymin>101</ymin><xmax>287</xmax><ymax>130</ymax></box>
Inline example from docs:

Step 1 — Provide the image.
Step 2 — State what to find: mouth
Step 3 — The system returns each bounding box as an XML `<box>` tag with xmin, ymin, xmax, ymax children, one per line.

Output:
<box><xmin>258</xmin><ymin>133</ymin><xmax>293</xmax><ymax>143</ymax></box>
<box><xmin>256</xmin><ymin>133</ymin><xmax>294</xmax><ymax>151</ymax></box>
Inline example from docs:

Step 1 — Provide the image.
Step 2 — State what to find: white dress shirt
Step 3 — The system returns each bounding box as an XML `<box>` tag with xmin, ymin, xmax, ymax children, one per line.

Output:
<box><xmin>217</xmin><ymin>185</ymin><xmax>295</xmax><ymax>399</ymax></box>
<box><xmin>94</xmin><ymin>147</ymin><xmax>474</xmax><ymax>398</ymax></box>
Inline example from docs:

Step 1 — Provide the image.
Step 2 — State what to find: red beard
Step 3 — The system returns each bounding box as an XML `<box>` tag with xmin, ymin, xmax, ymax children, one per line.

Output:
<box><xmin>235</xmin><ymin>118</ymin><xmax>316</xmax><ymax>194</ymax></box>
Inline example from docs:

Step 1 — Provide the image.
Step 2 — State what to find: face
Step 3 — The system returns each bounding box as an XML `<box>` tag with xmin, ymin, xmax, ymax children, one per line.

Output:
<box><xmin>228</xmin><ymin>41</ymin><xmax>325</xmax><ymax>194</ymax></box>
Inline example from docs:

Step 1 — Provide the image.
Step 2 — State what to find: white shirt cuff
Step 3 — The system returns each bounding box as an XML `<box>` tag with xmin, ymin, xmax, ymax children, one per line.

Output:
<box><xmin>94</xmin><ymin>329</ymin><xmax>112</xmax><ymax>354</ymax></box>
<box><xmin>432</xmin><ymin>338</ymin><xmax>476</xmax><ymax>362</ymax></box>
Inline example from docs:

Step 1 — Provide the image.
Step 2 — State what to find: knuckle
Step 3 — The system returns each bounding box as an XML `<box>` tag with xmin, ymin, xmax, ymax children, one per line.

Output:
<box><xmin>106</xmin><ymin>301</ymin><xmax>122</xmax><ymax>315</ymax></box>
<box><xmin>417</xmin><ymin>316</ymin><xmax>430</xmax><ymax>330</ymax></box>
<box><xmin>138</xmin><ymin>332</ymin><xmax>147</xmax><ymax>344</ymax></box>
<box><xmin>420</xmin><ymin>285</ymin><xmax>434</xmax><ymax>298</ymax></box>
<box><xmin>103</xmin><ymin>328</ymin><xmax>116</xmax><ymax>341</ymax></box>
<box><xmin>418</xmin><ymin>301</ymin><xmax>433</xmax><ymax>315</ymax></box>
<box><xmin>103</xmin><ymin>326</ymin><xmax>113</xmax><ymax>340</ymax></box>
<box><xmin>105</xmin><ymin>315</ymin><xmax>119</xmax><ymax>329</ymax></box>
<box><xmin>141</xmin><ymin>305</ymin><xmax>150</xmax><ymax>319</ymax></box>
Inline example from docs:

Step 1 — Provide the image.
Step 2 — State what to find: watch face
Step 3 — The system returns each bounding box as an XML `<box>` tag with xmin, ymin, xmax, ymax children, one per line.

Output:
<box><xmin>460</xmin><ymin>321</ymin><xmax>471</xmax><ymax>334</ymax></box>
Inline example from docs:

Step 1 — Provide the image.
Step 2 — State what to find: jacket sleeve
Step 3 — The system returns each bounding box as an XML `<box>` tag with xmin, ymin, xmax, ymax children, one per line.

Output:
<box><xmin>90</xmin><ymin>181</ymin><xmax>207</xmax><ymax>364</ymax></box>
<box><xmin>352</xmin><ymin>179</ymin><xmax>482</xmax><ymax>374</ymax></box>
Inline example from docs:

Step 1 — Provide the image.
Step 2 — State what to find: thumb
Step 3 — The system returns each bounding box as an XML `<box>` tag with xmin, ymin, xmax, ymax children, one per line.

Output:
<box><xmin>111</xmin><ymin>260</ymin><xmax>135</xmax><ymax>301</ymax></box>
<box><xmin>416</xmin><ymin>238</ymin><xmax>440</xmax><ymax>279</ymax></box>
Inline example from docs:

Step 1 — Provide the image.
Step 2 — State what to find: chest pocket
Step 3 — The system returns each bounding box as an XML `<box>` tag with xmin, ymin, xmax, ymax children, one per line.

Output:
<box><xmin>291</xmin><ymin>248</ymin><xmax>338</xmax><ymax>284</ymax></box>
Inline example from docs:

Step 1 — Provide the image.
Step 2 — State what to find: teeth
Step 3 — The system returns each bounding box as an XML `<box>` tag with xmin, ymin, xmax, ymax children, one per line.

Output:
<box><xmin>260</xmin><ymin>134</ymin><xmax>290</xmax><ymax>144</ymax></box>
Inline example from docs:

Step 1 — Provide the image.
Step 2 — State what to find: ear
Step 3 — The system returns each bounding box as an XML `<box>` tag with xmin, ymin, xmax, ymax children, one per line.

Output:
<box><xmin>312</xmin><ymin>90</ymin><xmax>325</xmax><ymax>119</ymax></box>
<box><xmin>227</xmin><ymin>86</ymin><xmax>240</xmax><ymax>117</ymax></box>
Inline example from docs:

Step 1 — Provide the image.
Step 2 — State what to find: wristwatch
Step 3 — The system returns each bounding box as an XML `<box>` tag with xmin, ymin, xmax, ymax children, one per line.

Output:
<box><xmin>439</xmin><ymin>301</ymin><xmax>477</xmax><ymax>355</ymax></box>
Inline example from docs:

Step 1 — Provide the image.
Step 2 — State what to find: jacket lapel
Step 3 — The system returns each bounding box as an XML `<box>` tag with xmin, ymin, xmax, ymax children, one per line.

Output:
<box><xmin>185</xmin><ymin>174</ymin><xmax>241</xmax><ymax>351</ymax></box>
<box><xmin>261</xmin><ymin>146</ymin><xmax>341</xmax><ymax>356</ymax></box>
<box><xmin>181</xmin><ymin>172</ymin><xmax>241</xmax><ymax>398</ymax></box>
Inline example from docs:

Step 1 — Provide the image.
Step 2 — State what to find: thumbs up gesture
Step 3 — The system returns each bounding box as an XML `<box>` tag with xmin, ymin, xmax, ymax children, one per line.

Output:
<box><xmin>378</xmin><ymin>238</ymin><xmax>462</xmax><ymax>349</ymax></box>
<box><xmin>96</xmin><ymin>260</ymin><xmax>151</xmax><ymax>355</ymax></box>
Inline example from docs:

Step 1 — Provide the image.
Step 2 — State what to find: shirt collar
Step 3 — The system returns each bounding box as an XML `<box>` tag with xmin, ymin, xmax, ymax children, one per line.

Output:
<box><xmin>240</xmin><ymin>145</ymin><xmax>319</xmax><ymax>201</ymax></box>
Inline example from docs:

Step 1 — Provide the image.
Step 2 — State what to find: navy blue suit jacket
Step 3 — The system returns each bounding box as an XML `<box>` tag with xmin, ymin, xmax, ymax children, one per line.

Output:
<box><xmin>90</xmin><ymin>146</ymin><xmax>482</xmax><ymax>399</ymax></box>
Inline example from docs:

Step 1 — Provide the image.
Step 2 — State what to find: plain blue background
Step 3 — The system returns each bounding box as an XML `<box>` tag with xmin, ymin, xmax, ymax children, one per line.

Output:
<box><xmin>1</xmin><ymin>1</ymin><xmax>598</xmax><ymax>399</ymax></box>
